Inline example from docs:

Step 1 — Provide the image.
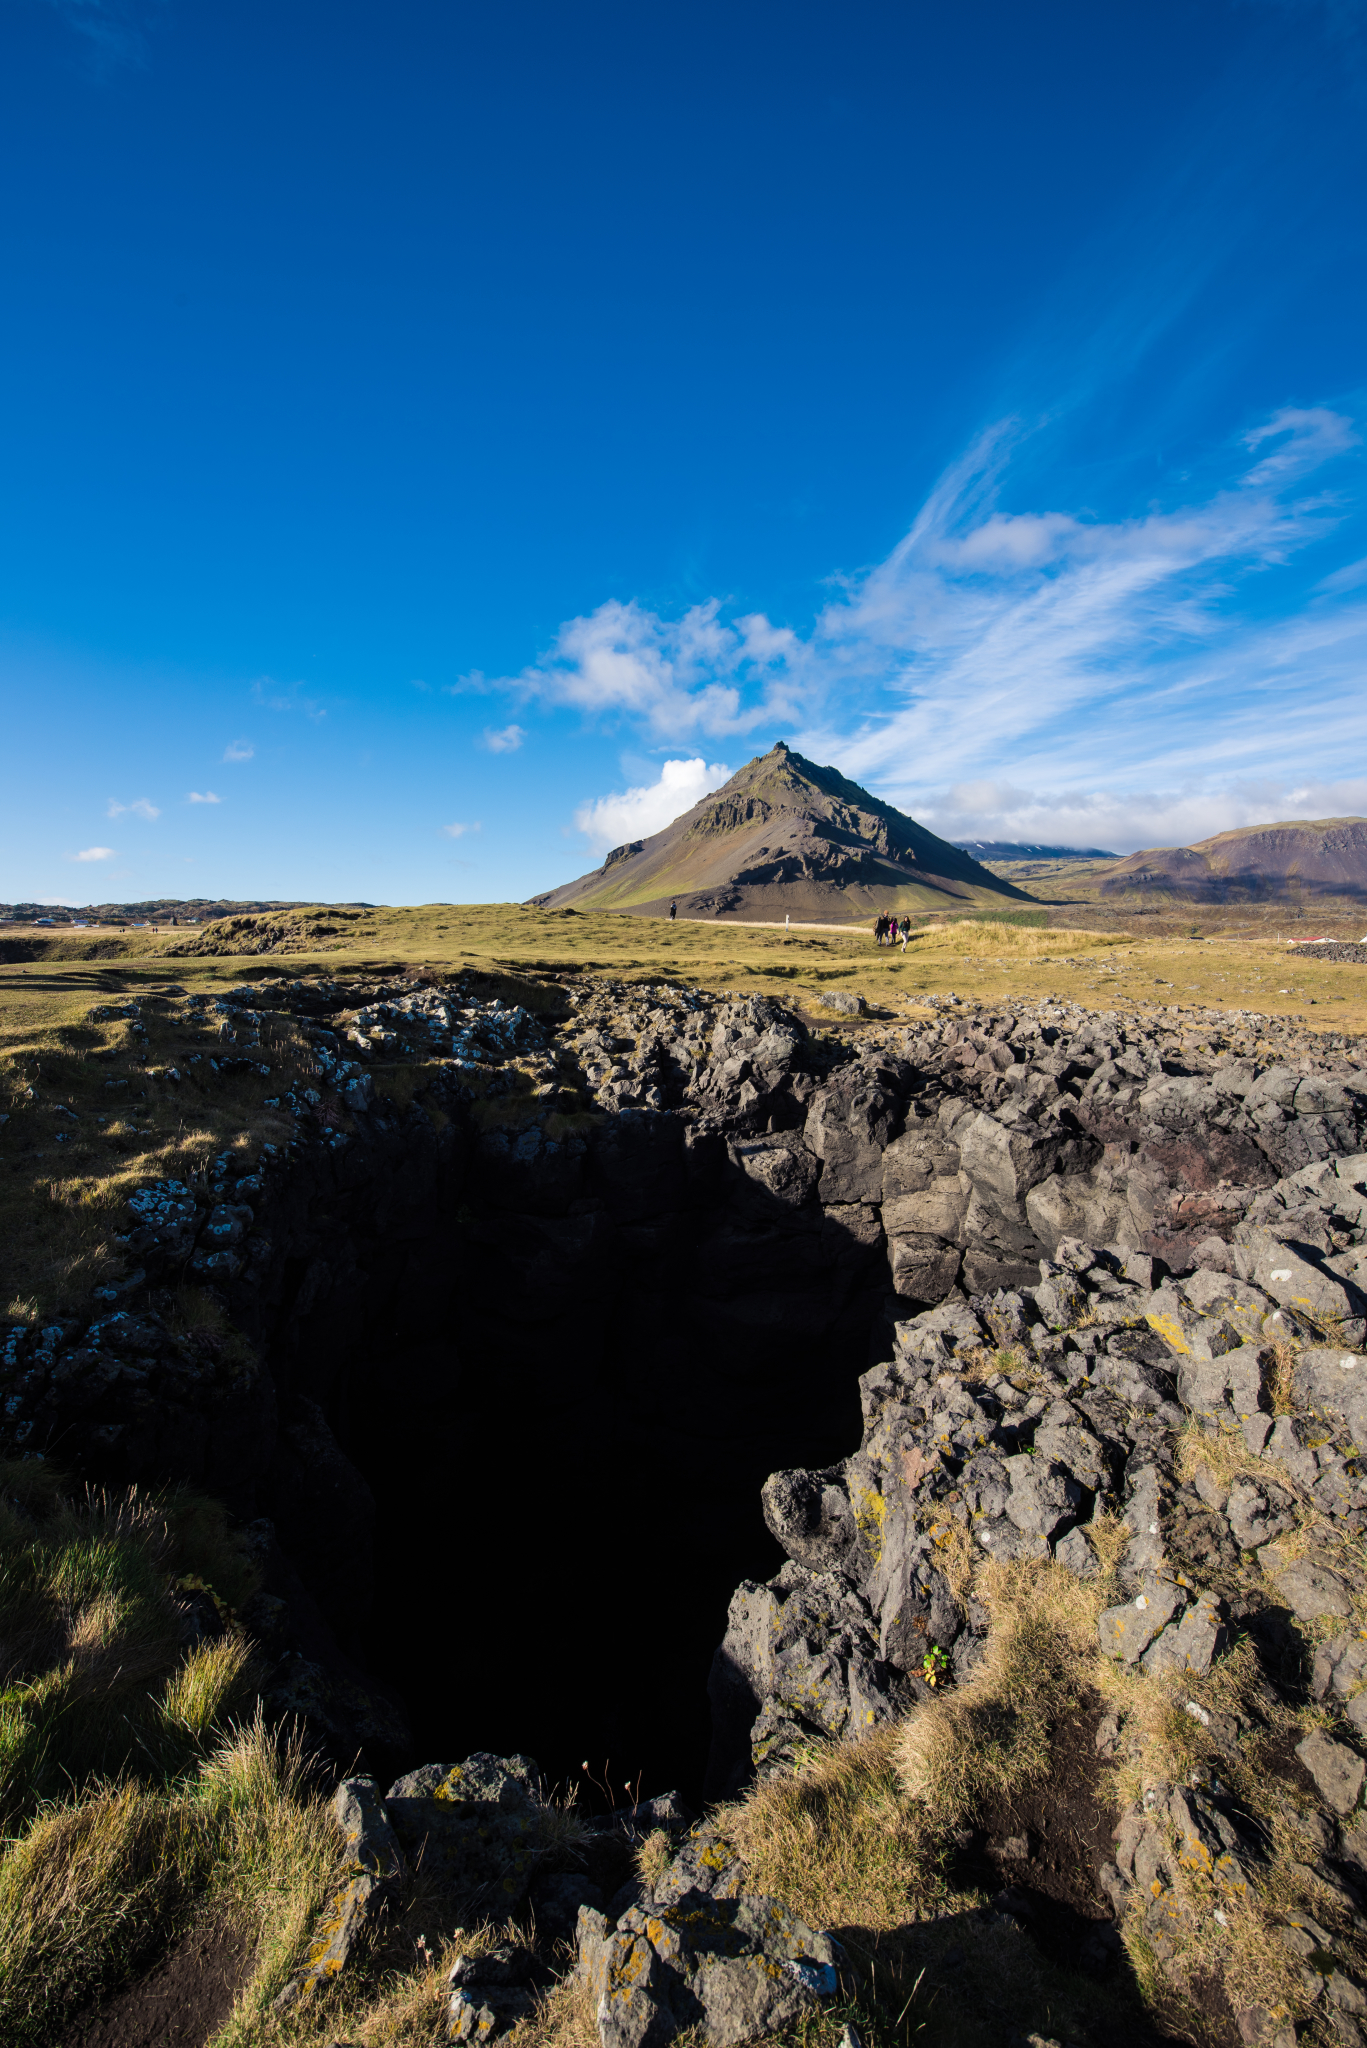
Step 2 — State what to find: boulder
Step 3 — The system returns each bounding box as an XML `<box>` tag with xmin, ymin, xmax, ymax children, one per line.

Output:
<box><xmin>761</xmin><ymin>1468</ymin><xmax>856</xmax><ymax>1574</ymax></box>
<box><xmin>1258</xmin><ymin>1546</ymin><xmax>1354</xmax><ymax>1622</ymax></box>
<box><xmin>1053</xmin><ymin>1526</ymin><xmax>1097</xmax><ymax>1576</ymax></box>
<box><xmin>957</xmin><ymin>1110</ymin><xmax>1091</xmax><ymax>1212</ymax></box>
<box><xmin>647</xmin><ymin>1831</ymin><xmax>747</xmax><ymax>1909</ymax></box>
<box><xmin>576</xmin><ymin>1886</ymin><xmax>845</xmax><ymax>2048</ymax></box>
<box><xmin>1295</xmin><ymin>1728</ymin><xmax>1366</xmax><ymax>1816</ymax></box>
<box><xmin>384</xmin><ymin>1754</ymin><xmax>546</xmax><ymax>1903</ymax></box>
<box><xmin>1232</xmin><ymin>1226</ymin><xmax>1366</xmax><ymax>1347</ymax></box>
<box><xmin>1225</xmin><ymin>1479</ymin><xmax>1296</xmax><ymax>1551</ymax></box>
<box><xmin>1026</xmin><ymin>1172</ymin><xmax>1131</xmax><ymax>1251</ymax></box>
<box><xmin>883</xmin><ymin>1178</ymin><xmax>970</xmax><ymax>1239</ymax></box>
<box><xmin>1140</xmin><ymin>1591</ymin><xmax>1228</xmax><ymax>1677</ymax></box>
<box><xmin>806</xmin><ymin>1081</ymin><xmax>901</xmax><ymax>1204</ymax></box>
<box><xmin>343</xmin><ymin>1072</ymin><xmax>374</xmax><ymax>1112</ymax></box>
<box><xmin>449</xmin><ymin>1986</ymin><xmax>537</xmax><ymax>2043</ymax></box>
<box><xmin>1034</xmin><ymin>1267</ymin><xmax>1088</xmax><ymax>1331</ymax></box>
<box><xmin>1313</xmin><ymin>1631</ymin><xmax>1367</xmax><ymax>1706</ymax></box>
<box><xmin>1003</xmin><ymin>1455</ymin><xmax>1084</xmax><ymax>1540</ymax></box>
<box><xmin>1098</xmin><ymin>1579</ymin><xmax>1187</xmax><ymax>1664</ymax></box>
<box><xmin>1293</xmin><ymin>1347</ymin><xmax>1367</xmax><ymax>1455</ymax></box>
<box><xmin>881</xmin><ymin>1129</ymin><xmax>961</xmax><ymax>1200</ymax></box>
<box><xmin>887</xmin><ymin>1234</ymin><xmax>962</xmax><ymax>1301</ymax></box>
<box><xmin>728</xmin><ymin>1137</ymin><xmax>820</xmax><ymax>1211</ymax></box>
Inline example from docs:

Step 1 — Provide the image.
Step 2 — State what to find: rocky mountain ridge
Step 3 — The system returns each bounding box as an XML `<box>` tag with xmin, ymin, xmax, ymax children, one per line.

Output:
<box><xmin>531</xmin><ymin>743</ymin><xmax>1030</xmax><ymax>921</ymax></box>
<box><xmin>1096</xmin><ymin>818</ymin><xmax>1367</xmax><ymax>907</ymax></box>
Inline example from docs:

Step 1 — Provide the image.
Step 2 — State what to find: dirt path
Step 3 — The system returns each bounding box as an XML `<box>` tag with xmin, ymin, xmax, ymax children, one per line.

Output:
<box><xmin>65</xmin><ymin>1917</ymin><xmax>254</xmax><ymax>2048</ymax></box>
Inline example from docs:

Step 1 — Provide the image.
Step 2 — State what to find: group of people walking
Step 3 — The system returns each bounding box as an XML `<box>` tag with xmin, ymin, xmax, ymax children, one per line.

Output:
<box><xmin>873</xmin><ymin>913</ymin><xmax>910</xmax><ymax>948</ymax></box>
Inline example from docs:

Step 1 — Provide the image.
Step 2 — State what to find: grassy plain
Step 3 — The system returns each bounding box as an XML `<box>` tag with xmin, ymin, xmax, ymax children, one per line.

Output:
<box><xmin>6</xmin><ymin>896</ymin><xmax>1365</xmax><ymax>1024</ymax></box>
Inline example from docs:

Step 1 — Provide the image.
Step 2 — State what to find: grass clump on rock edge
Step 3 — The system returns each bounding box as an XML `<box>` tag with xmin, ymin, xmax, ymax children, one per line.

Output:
<box><xmin>0</xmin><ymin>1461</ymin><xmax>339</xmax><ymax>2042</ymax></box>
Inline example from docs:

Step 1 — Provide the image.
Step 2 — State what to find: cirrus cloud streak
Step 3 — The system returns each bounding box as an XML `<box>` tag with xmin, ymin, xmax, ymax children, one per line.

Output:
<box><xmin>502</xmin><ymin>405</ymin><xmax>1366</xmax><ymax>854</ymax></box>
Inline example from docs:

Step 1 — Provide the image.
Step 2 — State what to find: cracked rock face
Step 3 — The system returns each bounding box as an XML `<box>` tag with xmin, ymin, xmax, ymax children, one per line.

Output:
<box><xmin>575</xmin><ymin>1830</ymin><xmax>847</xmax><ymax>2048</ymax></box>
<box><xmin>385</xmin><ymin>1753</ymin><xmax>548</xmax><ymax>1899</ymax></box>
<box><xmin>548</xmin><ymin>979</ymin><xmax>1367</xmax><ymax>1308</ymax></box>
<box><xmin>706</xmin><ymin>1204</ymin><xmax>1367</xmax><ymax>1795</ymax></box>
<box><xmin>10</xmin><ymin>975</ymin><xmax>1364</xmax><ymax>1453</ymax></box>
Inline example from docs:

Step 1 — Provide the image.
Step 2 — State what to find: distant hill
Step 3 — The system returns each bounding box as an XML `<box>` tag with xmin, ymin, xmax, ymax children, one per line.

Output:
<box><xmin>0</xmin><ymin>898</ymin><xmax>374</xmax><ymax>924</ymax></box>
<box><xmin>1096</xmin><ymin>817</ymin><xmax>1367</xmax><ymax>905</ymax></box>
<box><xmin>952</xmin><ymin>839</ymin><xmax>1118</xmax><ymax>862</ymax></box>
<box><xmin>529</xmin><ymin>744</ymin><xmax>1032</xmax><ymax>921</ymax></box>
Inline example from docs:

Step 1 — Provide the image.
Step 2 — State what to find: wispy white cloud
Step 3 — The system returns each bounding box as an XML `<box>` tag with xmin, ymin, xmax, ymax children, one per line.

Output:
<box><xmin>1243</xmin><ymin>406</ymin><xmax>1360</xmax><ymax>486</ymax></box>
<box><xmin>186</xmin><ymin>791</ymin><xmax>221</xmax><ymax>804</ymax></box>
<box><xmin>805</xmin><ymin>415</ymin><xmax>1366</xmax><ymax>837</ymax></box>
<box><xmin>482</xmin><ymin>723</ymin><xmax>526</xmax><ymax>753</ymax></box>
<box><xmin>106</xmin><ymin>796</ymin><xmax>159</xmax><ymax>820</ymax></box>
<box><xmin>69</xmin><ymin>845</ymin><xmax>115</xmax><ymax>862</ymax></box>
<box><xmin>441</xmin><ymin>821</ymin><xmax>481</xmax><ymax>839</ymax></box>
<box><xmin>574</xmin><ymin>757</ymin><xmax>732</xmax><ymax>854</ymax></box>
<box><xmin>222</xmin><ymin>740</ymin><xmax>254</xmax><ymax>762</ymax></box>
<box><xmin>41</xmin><ymin>0</ymin><xmax>162</xmax><ymax>69</ymax></box>
<box><xmin>251</xmin><ymin>677</ymin><xmax>327</xmax><ymax>721</ymax></box>
<box><xmin>1318</xmin><ymin>554</ymin><xmax>1367</xmax><ymax>594</ymax></box>
<box><xmin>495</xmin><ymin>402</ymin><xmax>1365</xmax><ymax>853</ymax></box>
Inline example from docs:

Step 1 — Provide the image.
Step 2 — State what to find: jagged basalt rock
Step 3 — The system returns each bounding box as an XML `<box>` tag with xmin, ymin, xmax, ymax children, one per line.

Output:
<box><xmin>706</xmin><ymin>1213</ymin><xmax>1367</xmax><ymax>1799</ymax></box>
<box><xmin>574</xmin><ymin>1827</ymin><xmax>847</xmax><ymax>2048</ymax></box>
<box><xmin>385</xmin><ymin>1753</ymin><xmax>547</xmax><ymax>1901</ymax></box>
<box><xmin>274</xmin><ymin>1771</ymin><xmax>406</xmax><ymax>2009</ymax></box>
<box><xmin>3</xmin><ymin>969</ymin><xmax>1366</xmax><ymax>1797</ymax></box>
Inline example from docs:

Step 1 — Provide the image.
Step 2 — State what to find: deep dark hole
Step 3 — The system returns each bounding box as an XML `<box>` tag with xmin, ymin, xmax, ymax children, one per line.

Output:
<box><xmin>353</xmin><ymin>1291</ymin><xmax>867</xmax><ymax>1809</ymax></box>
<box><xmin>270</xmin><ymin>1140</ymin><xmax>881</xmax><ymax>1811</ymax></box>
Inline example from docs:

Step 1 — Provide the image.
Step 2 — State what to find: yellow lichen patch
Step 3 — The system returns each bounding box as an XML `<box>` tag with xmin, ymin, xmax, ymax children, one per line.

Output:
<box><xmin>849</xmin><ymin>1482</ymin><xmax>887</xmax><ymax>1563</ymax></box>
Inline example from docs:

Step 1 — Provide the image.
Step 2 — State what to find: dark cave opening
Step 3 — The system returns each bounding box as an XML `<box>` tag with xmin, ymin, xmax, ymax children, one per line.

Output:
<box><xmin>262</xmin><ymin>1115</ymin><xmax>888</xmax><ymax>1810</ymax></box>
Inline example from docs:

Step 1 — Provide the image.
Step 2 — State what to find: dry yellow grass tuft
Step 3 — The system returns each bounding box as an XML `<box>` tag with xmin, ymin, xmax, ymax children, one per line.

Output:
<box><xmin>898</xmin><ymin>1559</ymin><xmax>1105</xmax><ymax>1821</ymax></box>
<box><xmin>0</xmin><ymin>1714</ymin><xmax>339</xmax><ymax>2045</ymax></box>
<box><xmin>0</xmin><ymin>1459</ymin><xmax>284</xmax><ymax>2038</ymax></box>
<box><xmin>724</xmin><ymin>1723</ymin><xmax>932</xmax><ymax>1931</ymax></box>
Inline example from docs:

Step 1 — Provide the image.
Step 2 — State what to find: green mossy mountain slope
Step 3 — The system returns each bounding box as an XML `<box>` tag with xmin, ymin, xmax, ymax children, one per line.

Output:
<box><xmin>529</xmin><ymin>743</ymin><xmax>1032</xmax><ymax>920</ymax></box>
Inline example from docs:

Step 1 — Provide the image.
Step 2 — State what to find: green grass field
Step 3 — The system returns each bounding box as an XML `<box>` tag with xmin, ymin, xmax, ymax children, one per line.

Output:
<box><xmin>6</xmin><ymin>896</ymin><xmax>1363</xmax><ymax>1021</ymax></box>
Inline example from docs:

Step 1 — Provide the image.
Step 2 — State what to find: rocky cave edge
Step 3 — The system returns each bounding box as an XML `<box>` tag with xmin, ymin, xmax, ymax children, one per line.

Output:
<box><xmin>11</xmin><ymin>970</ymin><xmax>1367</xmax><ymax>2041</ymax></box>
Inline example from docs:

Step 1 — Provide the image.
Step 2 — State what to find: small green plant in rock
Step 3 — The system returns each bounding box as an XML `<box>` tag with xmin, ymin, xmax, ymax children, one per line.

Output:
<box><xmin>920</xmin><ymin>1644</ymin><xmax>950</xmax><ymax>1689</ymax></box>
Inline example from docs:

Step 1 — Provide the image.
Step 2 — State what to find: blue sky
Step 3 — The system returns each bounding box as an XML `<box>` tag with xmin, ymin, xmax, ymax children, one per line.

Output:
<box><xmin>3</xmin><ymin>0</ymin><xmax>1365</xmax><ymax>905</ymax></box>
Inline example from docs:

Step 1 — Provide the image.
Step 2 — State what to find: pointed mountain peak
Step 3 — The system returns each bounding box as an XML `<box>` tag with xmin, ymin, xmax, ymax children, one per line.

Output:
<box><xmin>528</xmin><ymin>748</ymin><xmax>1032</xmax><ymax>922</ymax></box>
